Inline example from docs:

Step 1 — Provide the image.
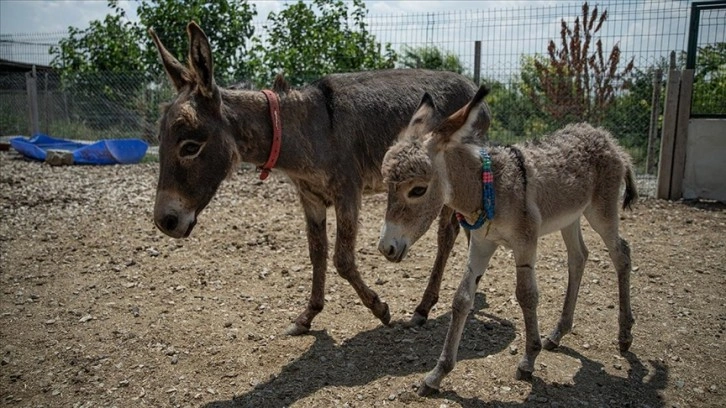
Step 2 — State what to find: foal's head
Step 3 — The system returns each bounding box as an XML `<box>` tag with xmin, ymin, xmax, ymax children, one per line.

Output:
<box><xmin>378</xmin><ymin>86</ymin><xmax>489</xmax><ymax>262</ymax></box>
<box><xmin>150</xmin><ymin>22</ymin><xmax>240</xmax><ymax>238</ymax></box>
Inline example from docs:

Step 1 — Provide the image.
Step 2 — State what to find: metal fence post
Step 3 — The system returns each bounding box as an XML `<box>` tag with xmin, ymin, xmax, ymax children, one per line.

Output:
<box><xmin>473</xmin><ymin>41</ymin><xmax>482</xmax><ymax>85</ymax></box>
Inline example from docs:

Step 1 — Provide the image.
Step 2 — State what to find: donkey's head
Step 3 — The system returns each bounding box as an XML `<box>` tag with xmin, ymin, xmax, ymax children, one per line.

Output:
<box><xmin>378</xmin><ymin>86</ymin><xmax>490</xmax><ymax>262</ymax></box>
<box><xmin>150</xmin><ymin>22</ymin><xmax>240</xmax><ymax>238</ymax></box>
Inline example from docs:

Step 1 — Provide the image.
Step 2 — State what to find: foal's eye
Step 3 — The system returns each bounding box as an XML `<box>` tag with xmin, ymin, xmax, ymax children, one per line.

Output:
<box><xmin>180</xmin><ymin>141</ymin><xmax>202</xmax><ymax>157</ymax></box>
<box><xmin>408</xmin><ymin>186</ymin><xmax>427</xmax><ymax>198</ymax></box>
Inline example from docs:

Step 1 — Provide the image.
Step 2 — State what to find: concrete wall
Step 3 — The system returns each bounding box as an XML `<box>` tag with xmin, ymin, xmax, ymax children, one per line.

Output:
<box><xmin>682</xmin><ymin>119</ymin><xmax>726</xmax><ymax>202</ymax></box>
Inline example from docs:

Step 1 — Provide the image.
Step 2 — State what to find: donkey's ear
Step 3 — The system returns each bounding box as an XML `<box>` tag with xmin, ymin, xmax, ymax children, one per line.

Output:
<box><xmin>186</xmin><ymin>21</ymin><xmax>216</xmax><ymax>98</ymax></box>
<box><xmin>401</xmin><ymin>92</ymin><xmax>439</xmax><ymax>141</ymax></box>
<box><xmin>433</xmin><ymin>86</ymin><xmax>490</xmax><ymax>148</ymax></box>
<box><xmin>272</xmin><ymin>73</ymin><xmax>290</xmax><ymax>93</ymax></box>
<box><xmin>148</xmin><ymin>27</ymin><xmax>192</xmax><ymax>92</ymax></box>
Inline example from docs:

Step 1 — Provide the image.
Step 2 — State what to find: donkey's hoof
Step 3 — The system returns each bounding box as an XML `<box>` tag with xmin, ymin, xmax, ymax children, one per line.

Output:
<box><xmin>619</xmin><ymin>339</ymin><xmax>633</xmax><ymax>353</ymax></box>
<box><xmin>404</xmin><ymin>312</ymin><xmax>428</xmax><ymax>328</ymax></box>
<box><xmin>515</xmin><ymin>368</ymin><xmax>534</xmax><ymax>381</ymax></box>
<box><xmin>285</xmin><ymin>322</ymin><xmax>310</xmax><ymax>336</ymax></box>
<box><xmin>376</xmin><ymin>302</ymin><xmax>391</xmax><ymax>326</ymax></box>
<box><xmin>417</xmin><ymin>382</ymin><xmax>439</xmax><ymax>397</ymax></box>
<box><xmin>542</xmin><ymin>337</ymin><xmax>559</xmax><ymax>351</ymax></box>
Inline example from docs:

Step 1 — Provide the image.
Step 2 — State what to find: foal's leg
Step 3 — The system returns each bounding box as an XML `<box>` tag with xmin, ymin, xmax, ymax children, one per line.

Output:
<box><xmin>287</xmin><ymin>194</ymin><xmax>329</xmax><ymax>335</ymax></box>
<box><xmin>419</xmin><ymin>238</ymin><xmax>497</xmax><ymax>396</ymax></box>
<box><xmin>333</xmin><ymin>189</ymin><xmax>390</xmax><ymax>326</ymax></box>
<box><xmin>513</xmin><ymin>242</ymin><xmax>542</xmax><ymax>380</ymax></box>
<box><xmin>584</xmin><ymin>206</ymin><xmax>634</xmax><ymax>352</ymax></box>
<box><xmin>409</xmin><ymin>206</ymin><xmax>460</xmax><ymax>326</ymax></box>
<box><xmin>543</xmin><ymin>219</ymin><xmax>588</xmax><ymax>350</ymax></box>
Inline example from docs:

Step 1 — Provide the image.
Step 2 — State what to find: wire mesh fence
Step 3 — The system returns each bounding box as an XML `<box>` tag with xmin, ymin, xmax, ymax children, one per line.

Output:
<box><xmin>1</xmin><ymin>0</ymin><xmax>722</xmax><ymax>197</ymax></box>
<box><xmin>0</xmin><ymin>71</ymin><xmax>171</xmax><ymax>143</ymax></box>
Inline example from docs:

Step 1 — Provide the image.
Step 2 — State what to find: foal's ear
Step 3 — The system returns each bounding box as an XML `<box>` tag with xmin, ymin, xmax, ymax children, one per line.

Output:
<box><xmin>433</xmin><ymin>86</ymin><xmax>490</xmax><ymax>148</ymax></box>
<box><xmin>401</xmin><ymin>92</ymin><xmax>438</xmax><ymax>141</ymax></box>
<box><xmin>148</xmin><ymin>27</ymin><xmax>192</xmax><ymax>92</ymax></box>
<box><xmin>186</xmin><ymin>21</ymin><xmax>217</xmax><ymax>99</ymax></box>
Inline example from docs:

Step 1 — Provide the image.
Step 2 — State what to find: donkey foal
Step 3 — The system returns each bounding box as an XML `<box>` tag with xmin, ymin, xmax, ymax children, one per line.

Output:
<box><xmin>378</xmin><ymin>87</ymin><xmax>637</xmax><ymax>395</ymax></box>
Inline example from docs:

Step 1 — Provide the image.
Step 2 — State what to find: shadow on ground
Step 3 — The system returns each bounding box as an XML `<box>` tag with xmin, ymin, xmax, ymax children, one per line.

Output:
<box><xmin>203</xmin><ymin>293</ymin><xmax>667</xmax><ymax>407</ymax></box>
<box><xmin>434</xmin><ymin>347</ymin><xmax>668</xmax><ymax>407</ymax></box>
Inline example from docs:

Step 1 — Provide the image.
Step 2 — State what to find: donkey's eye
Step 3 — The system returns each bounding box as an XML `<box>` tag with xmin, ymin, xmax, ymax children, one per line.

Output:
<box><xmin>408</xmin><ymin>186</ymin><xmax>427</xmax><ymax>198</ymax></box>
<box><xmin>180</xmin><ymin>141</ymin><xmax>202</xmax><ymax>157</ymax></box>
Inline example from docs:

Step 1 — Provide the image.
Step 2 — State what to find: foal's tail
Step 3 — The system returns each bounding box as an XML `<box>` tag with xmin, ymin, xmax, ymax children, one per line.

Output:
<box><xmin>622</xmin><ymin>164</ymin><xmax>638</xmax><ymax>210</ymax></box>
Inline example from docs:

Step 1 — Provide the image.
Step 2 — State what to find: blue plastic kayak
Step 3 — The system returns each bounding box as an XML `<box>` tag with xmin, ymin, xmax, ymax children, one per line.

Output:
<box><xmin>9</xmin><ymin>134</ymin><xmax>148</xmax><ymax>165</ymax></box>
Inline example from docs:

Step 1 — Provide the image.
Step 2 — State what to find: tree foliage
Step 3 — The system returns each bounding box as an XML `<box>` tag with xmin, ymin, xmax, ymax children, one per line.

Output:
<box><xmin>398</xmin><ymin>45</ymin><xmax>465</xmax><ymax>74</ymax></box>
<box><xmin>137</xmin><ymin>0</ymin><xmax>257</xmax><ymax>83</ymax></box>
<box><xmin>50</xmin><ymin>1</ymin><xmax>143</xmax><ymax>75</ymax></box>
<box><xmin>692</xmin><ymin>42</ymin><xmax>726</xmax><ymax>115</ymax></box>
<box><xmin>523</xmin><ymin>2</ymin><xmax>634</xmax><ymax>124</ymax></box>
<box><xmin>246</xmin><ymin>0</ymin><xmax>396</xmax><ymax>87</ymax></box>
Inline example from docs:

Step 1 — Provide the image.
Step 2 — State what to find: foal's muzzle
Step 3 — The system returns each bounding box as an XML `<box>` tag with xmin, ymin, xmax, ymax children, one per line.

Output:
<box><xmin>378</xmin><ymin>222</ymin><xmax>410</xmax><ymax>263</ymax></box>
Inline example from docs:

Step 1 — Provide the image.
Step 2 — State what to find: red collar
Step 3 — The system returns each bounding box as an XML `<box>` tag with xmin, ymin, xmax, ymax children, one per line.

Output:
<box><xmin>258</xmin><ymin>89</ymin><xmax>282</xmax><ymax>180</ymax></box>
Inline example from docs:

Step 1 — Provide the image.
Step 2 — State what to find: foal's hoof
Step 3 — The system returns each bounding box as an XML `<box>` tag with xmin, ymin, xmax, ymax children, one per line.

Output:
<box><xmin>515</xmin><ymin>368</ymin><xmax>534</xmax><ymax>381</ymax></box>
<box><xmin>404</xmin><ymin>312</ymin><xmax>428</xmax><ymax>328</ymax></box>
<box><xmin>417</xmin><ymin>382</ymin><xmax>439</xmax><ymax>397</ymax></box>
<box><xmin>285</xmin><ymin>322</ymin><xmax>310</xmax><ymax>336</ymax></box>
<box><xmin>542</xmin><ymin>337</ymin><xmax>559</xmax><ymax>351</ymax></box>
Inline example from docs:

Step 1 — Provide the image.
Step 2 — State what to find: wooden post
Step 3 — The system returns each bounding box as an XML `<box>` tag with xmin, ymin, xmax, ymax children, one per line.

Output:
<box><xmin>25</xmin><ymin>66</ymin><xmax>40</xmax><ymax>136</ymax></box>
<box><xmin>656</xmin><ymin>66</ymin><xmax>681</xmax><ymax>199</ymax></box>
<box><xmin>646</xmin><ymin>68</ymin><xmax>662</xmax><ymax>175</ymax></box>
<box><xmin>473</xmin><ymin>41</ymin><xmax>482</xmax><ymax>85</ymax></box>
<box><xmin>669</xmin><ymin>69</ymin><xmax>694</xmax><ymax>200</ymax></box>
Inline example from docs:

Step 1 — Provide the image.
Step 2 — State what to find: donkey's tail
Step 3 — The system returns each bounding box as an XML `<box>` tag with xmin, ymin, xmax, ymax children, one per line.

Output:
<box><xmin>622</xmin><ymin>164</ymin><xmax>638</xmax><ymax>210</ymax></box>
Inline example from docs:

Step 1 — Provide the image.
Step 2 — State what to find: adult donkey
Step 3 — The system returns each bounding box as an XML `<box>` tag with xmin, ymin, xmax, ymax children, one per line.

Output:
<box><xmin>149</xmin><ymin>22</ymin><xmax>489</xmax><ymax>335</ymax></box>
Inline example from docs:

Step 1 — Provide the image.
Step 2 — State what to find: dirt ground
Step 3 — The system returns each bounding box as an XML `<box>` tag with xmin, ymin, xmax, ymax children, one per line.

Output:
<box><xmin>1</xmin><ymin>150</ymin><xmax>724</xmax><ymax>408</ymax></box>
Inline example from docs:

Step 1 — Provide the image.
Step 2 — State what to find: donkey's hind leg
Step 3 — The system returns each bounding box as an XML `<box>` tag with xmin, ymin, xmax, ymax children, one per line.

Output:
<box><xmin>584</xmin><ymin>207</ymin><xmax>634</xmax><ymax>353</ymax></box>
<box><xmin>287</xmin><ymin>196</ymin><xmax>329</xmax><ymax>335</ymax></box>
<box><xmin>333</xmin><ymin>190</ymin><xmax>391</xmax><ymax>326</ymax></box>
<box><xmin>544</xmin><ymin>219</ymin><xmax>588</xmax><ymax>350</ymax></box>
<box><xmin>409</xmin><ymin>206</ymin><xmax>460</xmax><ymax>327</ymax></box>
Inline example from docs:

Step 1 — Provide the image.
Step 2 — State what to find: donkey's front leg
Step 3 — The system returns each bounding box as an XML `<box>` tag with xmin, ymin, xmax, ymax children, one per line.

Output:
<box><xmin>333</xmin><ymin>192</ymin><xmax>390</xmax><ymax>326</ymax></box>
<box><xmin>287</xmin><ymin>198</ymin><xmax>328</xmax><ymax>336</ymax></box>
<box><xmin>410</xmin><ymin>206</ymin><xmax>460</xmax><ymax>327</ymax></box>
<box><xmin>419</xmin><ymin>239</ymin><xmax>497</xmax><ymax>396</ymax></box>
<box><xmin>513</xmin><ymin>244</ymin><xmax>542</xmax><ymax>380</ymax></box>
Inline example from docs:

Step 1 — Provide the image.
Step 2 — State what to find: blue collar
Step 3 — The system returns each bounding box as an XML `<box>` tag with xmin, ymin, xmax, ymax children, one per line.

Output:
<box><xmin>455</xmin><ymin>149</ymin><xmax>495</xmax><ymax>231</ymax></box>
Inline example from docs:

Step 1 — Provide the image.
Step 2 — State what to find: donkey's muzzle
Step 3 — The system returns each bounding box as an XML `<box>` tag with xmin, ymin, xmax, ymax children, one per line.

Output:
<box><xmin>378</xmin><ymin>222</ymin><xmax>411</xmax><ymax>262</ymax></box>
<box><xmin>379</xmin><ymin>241</ymin><xmax>408</xmax><ymax>263</ymax></box>
<box><xmin>160</xmin><ymin>214</ymin><xmax>178</xmax><ymax>232</ymax></box>
<box><xmin>154</xmin><ymin>213</ymin><xmax>197</xmax><ymax>238</ymax></box>
<box><xmin>154</xmin><ymin>190</ymin><xmax>198</xmax><ymax>239</ymax></box>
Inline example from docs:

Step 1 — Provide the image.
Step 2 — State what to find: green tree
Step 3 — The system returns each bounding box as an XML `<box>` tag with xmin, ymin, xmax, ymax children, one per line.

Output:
<box><xmin>524</xmin><ymin>2</ymin><xmax>634</xmax><ymax>125</ymax></box>
<box><xmin>692</xmin><ymin>42</ymin><xmax>726</xmax><ymax>115</ymax></box>
<box><xmin>50</xmin><ymin>0</ymin><xmax>143</xmax><ymax>74</ymax></box>
<box><xmin>398</xmin><ymin>45</ymin><xmax>465</xmax><ymax>74</ymax></box>
<box><xmin>484</xmin><ymin>76</ymin><xmax>546</xmax><ymax>143</ymax></box>
<box><xmin>247</xmin><ymin>0</ymin><xmax>396</xmax><ymax>87</ymax></box>
<box><xmin>49</xmin><ymin>1</ymin><xmax>145</xmax><ymax>134</ymax></box>
<box><xmin>137</xmin><ymin>0</ymin><xmax>257</xmax><ymax>84</ymax></box>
